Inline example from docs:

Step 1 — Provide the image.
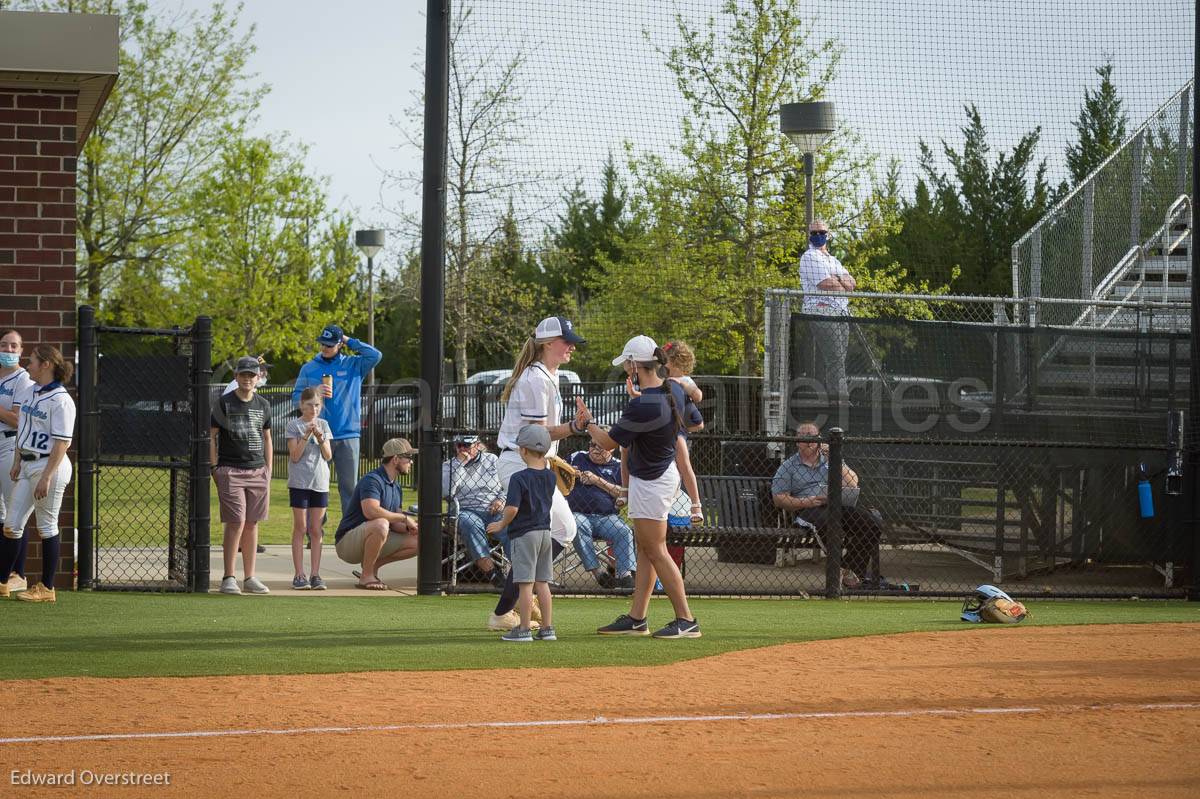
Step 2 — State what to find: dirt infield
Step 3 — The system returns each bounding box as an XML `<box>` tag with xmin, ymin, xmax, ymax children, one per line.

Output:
<box><xmin>3</xmin><ymin>623</ymin><xmax>1198</xmax><ymax>798</ymax></box>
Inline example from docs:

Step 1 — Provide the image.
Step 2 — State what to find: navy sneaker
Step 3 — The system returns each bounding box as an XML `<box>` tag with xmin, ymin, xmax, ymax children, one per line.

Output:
<box><xmin>597</xmin><ymin>614</ymin><xmax>649</xmax><ymax>636</ymax></box>
<box><xmin>534</xmin><ymin>626</ymin><xmax>557</xmax><ymax>641</ymax></box>
<box><xmin>652</xmin><ymin>618</ymin><xmax>701</xmax><ymax>639</ymax></box>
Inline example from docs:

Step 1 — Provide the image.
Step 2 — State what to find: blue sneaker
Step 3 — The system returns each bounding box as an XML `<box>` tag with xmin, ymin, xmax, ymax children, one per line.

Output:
<box><xmin>501</xmin><ymin>627</ymin><xmax>533</xmax><ymax>642</ymax></box>
<box><xmin>309</xmin><ymin>575</ymin><xmax>326</xmax><ymax>591</ymax></box>
<box><xmin>597</xmin><ymin>614</ymin><xmax>649</xmax><ymax>636</ymax></box>
<box><xmin>534</xmin><ymin>626</ymin><xmax>557</xmax><ymax>641</ymax></box>
<box><xmin>292</xmin><ymin>574</ymin><xmax>310</xmax><ymax>590</ymax></box>
<box><xmin>652</xmin><ymin>618</ymin><xmax>701</xmax><ymax>639</ymax></box>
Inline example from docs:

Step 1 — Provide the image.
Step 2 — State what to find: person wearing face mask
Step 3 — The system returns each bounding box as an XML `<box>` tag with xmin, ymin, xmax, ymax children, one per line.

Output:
<box><xmin>0</xmin><ymin>329</ymin><xmax>36</xmax><ymax>594</ymax></box>
<box><xmin>0</xmin><ymin>345</ymin><xmax>76</xmax><ymax>602</ymax></box>
<box><xmin>798</xmin><ymin>220</ymin><xmax>855</xmax><ymax>400</ymax></box>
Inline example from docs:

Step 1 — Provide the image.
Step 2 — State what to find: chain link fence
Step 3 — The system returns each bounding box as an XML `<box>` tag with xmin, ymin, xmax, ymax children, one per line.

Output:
<box><xmin>431</xmin><ymin>427</ymin><xmax>1188</xmax><ymax>599</ymax></box>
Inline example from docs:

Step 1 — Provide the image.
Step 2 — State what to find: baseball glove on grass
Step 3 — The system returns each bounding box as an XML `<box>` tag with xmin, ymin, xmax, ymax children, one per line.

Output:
<box><xmin>961</xmin><ymin>584</ymin><xmax>1029</xmax><ymax>623</ymax></box>
<box><xmin>547</xmin><ymin>454</ymin><xmax>578</xmax><ymax>496</ymax></box>
<box><xmin>980</xmin><ymin>596</ymin><xmax>1029</xmax><ymax>624</ymax></box>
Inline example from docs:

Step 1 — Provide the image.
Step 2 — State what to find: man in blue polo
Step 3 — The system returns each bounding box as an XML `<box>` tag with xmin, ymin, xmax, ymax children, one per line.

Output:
<box><xmin>293</xmin><ymin>324</ymin><xmax>382</xmax><ymax>515</ymax></box>
<box><xmin>771</xmin><ymin>421</ymin><xmax>882</xmax><ymax>588</ymax></box>
<box><xmin>334</xmin><ymin>437</ymin><xmax>418</xmax><ymax>590</ymax></box>
<box><xmin>568</xmin><ymin>440</ymin><xmax>635</xmax><ymax>590</ymax></box>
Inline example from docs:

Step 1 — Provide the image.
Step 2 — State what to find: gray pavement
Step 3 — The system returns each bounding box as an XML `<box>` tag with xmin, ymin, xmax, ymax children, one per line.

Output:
<box><xmin>209</xmin><ymin>544</ymin><xmax>418</xmax><ymax>596</ymax></box>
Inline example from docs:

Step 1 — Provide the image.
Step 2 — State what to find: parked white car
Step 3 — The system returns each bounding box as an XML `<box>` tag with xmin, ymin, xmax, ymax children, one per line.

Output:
<box><xmin>369</xmin><ymin>369</ymin><xmax>582</xmax><ymax>436</ymax></box>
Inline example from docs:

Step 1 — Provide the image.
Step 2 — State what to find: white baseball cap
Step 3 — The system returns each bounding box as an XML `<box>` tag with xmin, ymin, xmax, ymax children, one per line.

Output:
<box><xmin>534</xmin><ymin>316</ymin><xmax>585</xmax><ymax>344</ymax></box>
<box><xmin>611</xmin><ymin>335</ymin><xmax>658</xmax><ymax>366</ymax></box>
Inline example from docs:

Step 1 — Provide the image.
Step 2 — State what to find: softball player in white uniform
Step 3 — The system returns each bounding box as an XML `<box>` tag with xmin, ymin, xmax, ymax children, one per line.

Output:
<box><xmin>0</xmin><ymin>345</ymin><xmax>75</xmax><ymax>602</ymax></box>
<box><xmin>0</xmin><ymin>329</ymin><xmax>35</xmax><ymax>592</ymax></box>
<box><xmin>486</xmin><ymin>316</ymin><xmax>583</xmax><ymax>630</ymax></box>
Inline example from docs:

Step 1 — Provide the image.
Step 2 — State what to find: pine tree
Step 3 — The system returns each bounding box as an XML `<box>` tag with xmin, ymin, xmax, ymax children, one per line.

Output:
<box><xmin>1065</xmin><ymin>62</ymin><xmax>1128</xmax><ymax>186</ymax></box>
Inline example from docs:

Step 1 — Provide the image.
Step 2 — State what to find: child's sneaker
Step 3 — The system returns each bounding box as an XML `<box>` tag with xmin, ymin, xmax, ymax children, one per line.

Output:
<box><xmin>501</xmin><ymin>626</ymin><xmax>533</xmax><ymax>642</ymax></box>
<box><xmin>292</xmin><ymin>574</ymin><xmax>310</xmax><ymax>590</ymax></box>
<box><xmin>652</xmin><ymin>618</ymin><xmax>701</xmax><ymax>639</ymax></box>
<box><xmin>309</xmin><ymin>575</ymin><xmax>326</xmax><ymax>591</ymax></box>
<box><xmin>534</xmin><ymin>626</ymin><xmax>557</xmax><ymax>641</ymax></box>
<box><xmin>219</xmin><ymin>576</ymin><xmax>241</xmax><ymax>595</ymax></box>
<box><xmin>597</xmin><ymin>614</ymin><xmax>649</xmax><ymax>636</ymax></box>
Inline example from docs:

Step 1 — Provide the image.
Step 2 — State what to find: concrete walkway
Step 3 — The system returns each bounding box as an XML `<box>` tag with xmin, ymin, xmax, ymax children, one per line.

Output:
<box><xmin>208</xmin><ymin>545</ymin><xmax>419</xmax><ymax>596</ymax></box>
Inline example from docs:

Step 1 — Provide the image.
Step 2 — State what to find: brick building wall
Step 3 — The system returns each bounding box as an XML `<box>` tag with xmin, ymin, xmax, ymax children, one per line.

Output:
<box><xmin>0</xmin><ymin>87</ymin><xmax>79</xmax><ymax>589</ymax></box>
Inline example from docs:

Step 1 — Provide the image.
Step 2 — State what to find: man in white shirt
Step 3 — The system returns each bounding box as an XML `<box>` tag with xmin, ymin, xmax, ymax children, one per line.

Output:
<box><xmin>798</xmin><ymin>219</ymin><xmax>854</xmax><ymax>399</ymax></box>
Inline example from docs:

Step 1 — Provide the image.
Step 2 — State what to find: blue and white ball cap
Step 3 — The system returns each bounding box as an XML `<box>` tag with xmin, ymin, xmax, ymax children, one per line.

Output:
<box><xmin>534</xmin><ymin>316</ymin><xmax>585</xmax><ymax>345</ymax></box>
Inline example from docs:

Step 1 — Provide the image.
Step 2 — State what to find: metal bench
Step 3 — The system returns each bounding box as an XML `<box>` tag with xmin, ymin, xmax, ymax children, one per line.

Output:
<box><xmin>667</xmin><ymin>475</ymin><xmax>823</xmax><ymax>565</ymax></box>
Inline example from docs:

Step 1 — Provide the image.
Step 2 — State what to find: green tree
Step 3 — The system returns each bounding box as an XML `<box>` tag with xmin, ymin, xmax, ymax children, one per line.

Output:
<box><xmin>913</xmin><ymin>105</ymin><xmax>1050</xmax><ymax>296</ymax></box>
<box><xmin>174</xmin><ymin>135</ymin><xmax>364</xmax><ymax>366</ymax></box>
<box><xmin>540</xmin><ymin>155</ymin><xmax>641</xmax><ymax>308</ymax></box>
<box><xmin>1065</xmin><ymin>61</ymin><xmax>1128</xmax><ymax>187</ymax></box>
<box><xmin>11</xmin><ymin>0</ymin><xmax>264</xmax><ymax>318</ymax></box>
<box><xmin>581</xmin><ymin>0</ymin><xmax>926</xmax><ymax>375</ymax></box>
<box><xmin>385</xmin><ymin>3</ymin><xmax>554</xmax><ymax>382</ymax></box>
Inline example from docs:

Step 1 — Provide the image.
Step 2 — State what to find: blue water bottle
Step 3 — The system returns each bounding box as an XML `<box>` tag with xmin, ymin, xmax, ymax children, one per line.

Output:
<box><xmin>1137</xmin><ymin>464</ymin><xmax>1154</xmax><ymax>518</ymax></box>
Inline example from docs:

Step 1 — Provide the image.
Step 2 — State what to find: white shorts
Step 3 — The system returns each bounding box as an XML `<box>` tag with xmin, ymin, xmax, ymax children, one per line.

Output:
<box><xmin>0</xmin><ymin>436</ymin><xmax>15</xmax><ymax>522</ymax></box>
<box><xmin>497</xmin><ymin>449</ymin><xmax>577</xmax><ymax>545</ymax></box>
<box><xmin>4</xmin><ymin>456</ymin><xmax>72</xmax><ymax>540</ymax></box>
<box><xmin>628</xmin><ymin>462</ymin><xmax>680</xmax><ymax>521</ymax></box>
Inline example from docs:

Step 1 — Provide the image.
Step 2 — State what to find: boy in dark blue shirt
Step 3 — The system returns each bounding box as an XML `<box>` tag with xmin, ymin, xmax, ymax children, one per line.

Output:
<box><xmin>487</xmin><ymin>424</ymin><xmax>557</xmax><ymax>641</ymax></box>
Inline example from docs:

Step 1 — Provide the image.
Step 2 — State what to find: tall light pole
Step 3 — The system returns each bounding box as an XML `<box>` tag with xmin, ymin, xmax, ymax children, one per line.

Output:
<box><xmin>354</xmin><ymin>228</ymin><xmax>385</xmax><ymax>386</ymax></box>
<box><xmin>780</xmin><ymin>101</ymin><xmax>836</xmax><ymax>232</ymax></box>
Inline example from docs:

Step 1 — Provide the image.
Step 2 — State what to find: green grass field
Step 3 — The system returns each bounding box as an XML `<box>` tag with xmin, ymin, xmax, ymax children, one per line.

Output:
<box><xmin>1</xmin><ymin>594</ymin><xmax>1196</xmax><ymax>681</ymax></box>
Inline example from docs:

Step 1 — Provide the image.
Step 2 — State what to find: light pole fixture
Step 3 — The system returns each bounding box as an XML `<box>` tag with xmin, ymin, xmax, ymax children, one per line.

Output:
<box><xmin>355</xmin><ymin>228</ymin><xmax>385</xmax><ymax>385</ymax></box>
<box><xmin>780</xmin><ymin>101</ymin><xmax>836</xmax><ymax>232</ymax></box>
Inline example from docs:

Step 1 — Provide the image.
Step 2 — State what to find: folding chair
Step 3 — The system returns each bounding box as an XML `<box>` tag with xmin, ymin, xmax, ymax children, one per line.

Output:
<box><xmin>442</xmin><ymin>497</ymin><xmax>510</xmax><ymax>588</ymax></box>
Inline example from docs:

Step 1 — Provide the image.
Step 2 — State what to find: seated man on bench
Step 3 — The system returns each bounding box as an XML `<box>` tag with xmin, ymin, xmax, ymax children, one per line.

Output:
<box><xmin>770</xmin><ymin>422</ymin><xmax>882</xmax><ymax>588</ymax></box>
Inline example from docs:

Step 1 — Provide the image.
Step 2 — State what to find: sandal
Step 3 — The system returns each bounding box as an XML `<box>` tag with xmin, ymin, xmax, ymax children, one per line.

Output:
<box><xmin>355</xmin><ymin>580</ymin><xmax>389</xmax><ymax>591</ymax></box>
<box><xmin>690</xmin><ymin>503</ymin><xmax>704</xmax><ymax>524</ymax></box>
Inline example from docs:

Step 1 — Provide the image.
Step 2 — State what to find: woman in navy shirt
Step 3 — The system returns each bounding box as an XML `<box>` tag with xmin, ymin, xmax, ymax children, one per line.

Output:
<box><xmin>574</xmin><ymin>335</ymin><xmax>700</xmax><ymax>639</ymax></box>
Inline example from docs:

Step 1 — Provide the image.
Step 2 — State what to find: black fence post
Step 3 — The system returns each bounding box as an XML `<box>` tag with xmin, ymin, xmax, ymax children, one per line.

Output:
<box><xmin>190</xmin><ymin>316</ymin><xmax>212</xmax><ymax>593</ymax></box>
<box><xmin>417</xmin><ymin>0</ymin><xmax>450</xmax><ymax>596</ymax></box>
<box><xmin>76</xmin><ymin>305</ymin><xmax>97</xmax><ymax>589</ymax></box>
<box><xmin>824</xmin><ymin>427</ymin><xmax>844</xmax><ymax>598</ymax></box>
<box><xmin>1189</xmin><ymin>8</ymin><xmax>1200</xmax><ymax>602</ymax></box>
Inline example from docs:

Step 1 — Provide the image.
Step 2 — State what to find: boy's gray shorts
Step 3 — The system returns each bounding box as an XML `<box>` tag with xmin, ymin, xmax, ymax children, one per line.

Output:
<box><xmin>509</xmin><ymin>529</ymin><xmax>553</xmax><ymax>583</ymax></box>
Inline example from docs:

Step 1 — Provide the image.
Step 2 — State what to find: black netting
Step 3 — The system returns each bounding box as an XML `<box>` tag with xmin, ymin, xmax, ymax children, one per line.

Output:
<box><xmin>91</xmin><ymin>328</ymin><xmax>193</xmax><ymax>591</ymax></box>
<box><xmin>783</xmin><ymin>309</ymin><xmax>1190</xmax><ymax>448</ymax></box>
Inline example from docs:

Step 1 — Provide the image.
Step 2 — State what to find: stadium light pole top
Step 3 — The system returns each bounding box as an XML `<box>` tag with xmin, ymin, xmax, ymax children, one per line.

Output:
<box><xmin>779</xmin><ymin>101</ymin><xmax>836</xmax><ymax>152</ymax></box>
<box><xmin>355</xmin><ymin>229</ymin><xmax>385</xmax><ymax>259</ymax></box>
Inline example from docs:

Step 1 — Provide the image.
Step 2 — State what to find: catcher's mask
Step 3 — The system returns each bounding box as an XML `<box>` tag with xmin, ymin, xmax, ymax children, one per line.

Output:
<box><xmin>961</xmin><ymin>584</ymin><xmax>1020</xmax><ymax>623</ymax></box>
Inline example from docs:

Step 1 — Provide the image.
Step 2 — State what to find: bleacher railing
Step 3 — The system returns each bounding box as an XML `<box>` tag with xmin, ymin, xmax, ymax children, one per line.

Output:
<box><xmin>1011</xmin><ymin>81</ymin><xmax>1193</xmax><ymax>325</ymax></box>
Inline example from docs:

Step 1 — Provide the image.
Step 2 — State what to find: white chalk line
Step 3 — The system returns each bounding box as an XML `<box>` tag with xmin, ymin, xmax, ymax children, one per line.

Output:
<box><xmin>1</xmin><ymin>701</ymin><xmax>1196</xmax><ymax>746</ymax></box>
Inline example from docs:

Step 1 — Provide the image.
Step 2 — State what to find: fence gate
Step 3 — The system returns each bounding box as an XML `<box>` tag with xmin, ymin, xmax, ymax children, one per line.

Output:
<box><xmin>77</xmin><ymin>307</ymin><xmax>212</xmax><ymax>591</ymax></box>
